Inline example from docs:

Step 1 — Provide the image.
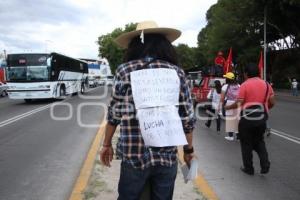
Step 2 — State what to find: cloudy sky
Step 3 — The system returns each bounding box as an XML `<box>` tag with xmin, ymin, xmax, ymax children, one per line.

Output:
<box><xmin>0</xmin><ymin>0</ymin><xmax>217</xmax><ymax>59</ymax></box>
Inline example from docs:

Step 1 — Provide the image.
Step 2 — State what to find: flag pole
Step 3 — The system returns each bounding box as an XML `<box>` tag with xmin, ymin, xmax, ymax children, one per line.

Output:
<box><xmin>263</xmin><ymin>5</ymin><xmax>267</xmax><ymax>80</ymax></box>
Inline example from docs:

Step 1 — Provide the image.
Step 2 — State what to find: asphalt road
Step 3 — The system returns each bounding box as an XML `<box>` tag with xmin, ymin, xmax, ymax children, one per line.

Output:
<box><xmin>0</xmin><ymin>86</ymin><xmax>111</xmax><ymax>200</ymax></box>
<box><xmin>269</xmin><ymin>95</ymin><xmax>300</xmax><ymax>137</ymax></box>
<box><xmin>194</xmin><ymin>95</ymin><xmax>300</xmax><ymax>200</ymax></box>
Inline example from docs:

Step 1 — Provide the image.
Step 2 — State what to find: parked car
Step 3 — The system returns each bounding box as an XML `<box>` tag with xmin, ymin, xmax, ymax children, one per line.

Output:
<box><xmin>88</xmin><ymin>76</ymin><xmax>97</xmax><ymax>87</ymax></box>
<box><xmin>97</xmin><ymin>78</ymin><xmax>105</xmax><ymax>86</ymax></box>
<box><xmin>105</xmin><ymin>75</ymin><xmax>114</xmax><ymax>86</ymax></box>
<box><xmin>190</xmin><ymin>65</ymin><xmax>226</xmax><ymax>108</ymax></box>
<box><xmin>0</xmin><ymin>82</ymin><xmax>8</xmax><ymax>97</ymax></box>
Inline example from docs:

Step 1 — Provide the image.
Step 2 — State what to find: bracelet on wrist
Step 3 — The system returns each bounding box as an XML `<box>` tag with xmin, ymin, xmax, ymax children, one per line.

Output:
<box><xmin>102</xmin><ymin>143</ymin><xmax>112</xmax><ymax>147</ymax></box>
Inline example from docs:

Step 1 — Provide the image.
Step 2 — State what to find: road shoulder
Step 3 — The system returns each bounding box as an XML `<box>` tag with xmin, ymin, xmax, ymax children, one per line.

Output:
<box><xmin>81</xmin><ymin>128</ymin><xmax>206</xmax><ymax>200</ymax></box>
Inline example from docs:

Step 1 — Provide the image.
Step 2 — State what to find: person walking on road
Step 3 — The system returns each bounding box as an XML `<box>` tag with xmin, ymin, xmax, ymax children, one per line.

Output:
<box><xmin>220</xmin><ymin>72</ymin><xmax>240</xmax><ymax>141</ymax></box>
<box><xmin>290</xmin><ymin>78</ymin><xmax>298</xmax><ymax>96</ymax></box>
<box><xmin>225</xmin><ymin>63</ymin><xmax>275</xmax><ymax>175</ymax></box>
<box><xmin>205</xmin><ymin>80</ymin><xmax>222</xmax><ymax>132</ymax></box>
<box><xmin>99</xmin><ymin>21</ymin><xmax>196</xmax><ymax>200</ymax></box>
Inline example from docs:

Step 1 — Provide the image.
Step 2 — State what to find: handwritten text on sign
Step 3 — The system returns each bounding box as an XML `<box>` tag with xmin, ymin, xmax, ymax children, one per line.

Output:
<box><xmin>137</xmin><ymin>106</ymin><xmax>187</xmax><ymax>147</ymax></box>
<box><xmin>131</xmin><ymin>68</ymin><xmax>180</xmax><ymax>109</ymax></box>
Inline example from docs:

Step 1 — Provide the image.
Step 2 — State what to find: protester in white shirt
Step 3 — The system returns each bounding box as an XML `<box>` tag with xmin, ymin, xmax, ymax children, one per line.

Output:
<box><xmin>205</xmin><ymin>80</ymin><xmax>222</xmax><ymax>132</ymax></box>
<box><xmin>291</xmin><ymin>78</ymin><xmax>298</xmax><ymax>96</ymax></box>
<box><xmin>220</xmin><ymin>72</ymin><xmax>240</xmax><ymax>141</ymax></box>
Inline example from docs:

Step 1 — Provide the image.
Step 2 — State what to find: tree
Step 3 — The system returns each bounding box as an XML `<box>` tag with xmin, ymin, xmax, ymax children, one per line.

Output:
<box><xmin>193</xmin><ymin>47</ymin><xmax>207</xmax><ymax>68</ymax></box>
<box><xmin>197</xmin><ymin>0</ymin><xmax>300</xmax><ymax>87</ymax></box>
<box><xmin>198</xmin><ymin>0</ymin><xmax>263</xmax><ymax>65</ymax></box>
<box><xmin>98</xmin><ymin>23</ymin><xmax>204</xmax><ymax>73</ymax></box>
<box><xmin>97</xmin><ymin>23</ymin><xmax>136</xmax><ymax>73</ymax></box>
<box><xmin>175</xmin><ymin>44</ymin><xmax>196</xmax><ymax>70</ymax></box>
<box><xmin>197</xmin><ymin>0</ymin><xmax>300</xmax><ymax>65</ymax></box>
<box><xmin>175</xmin><ymin>45</ymin><xmax>207</xmax><ymax>71</ymax></box>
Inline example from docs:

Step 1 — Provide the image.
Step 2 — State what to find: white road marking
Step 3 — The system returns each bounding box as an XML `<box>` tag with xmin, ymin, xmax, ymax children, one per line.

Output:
<box><xmin>0</xmin><ymin>97</ymin><xmax>71</xmax><ymax>128</ymax></box>
<box><xmin>0</xmin><ymin>104</ymin><xmax>53</xmax><ymax>128</ymax></box>
<box><xmin>271</xmin><ymin>129</ymin><xmax>300</xmax><ymax>145</ymax></box>
<box><xmin>0</xmin><ymin>87</ymin><xmax>104</xmax><ymax>128</ymax></box>
<box><xmin>86</xmin><ymin>87</ymin><xmax>100</xmax><ymax>92</ymax></box>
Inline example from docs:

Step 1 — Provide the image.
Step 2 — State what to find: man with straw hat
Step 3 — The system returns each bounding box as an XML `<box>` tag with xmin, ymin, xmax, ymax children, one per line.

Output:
<box><xmin>100</xmin><ymin>21</ymin><xmax>196</xmax><ymax>199</ymax></box>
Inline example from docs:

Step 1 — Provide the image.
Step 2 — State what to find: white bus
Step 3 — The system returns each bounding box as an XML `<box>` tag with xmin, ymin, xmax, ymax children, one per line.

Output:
<box><xmin>80</xmin><ymin>58</ymin><xmax>112</xmax><ymax>87</ymax></box>
<box><xmin>6</xmin><ymin>52</ymin><xmax>88</xmax><ymax>102</ymax></box>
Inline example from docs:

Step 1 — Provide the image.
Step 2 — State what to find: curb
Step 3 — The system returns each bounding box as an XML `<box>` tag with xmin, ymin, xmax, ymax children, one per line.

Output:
<box><xmin>68</xmin><ymin>121</ymin><xmax>106</xmax><ymax>200</ymax></box>
<box><xmin>177</xmin><ymin>147</ymin><xmax>219</xmax><ymax>200</ymax></box>
<box><xmin>69</xmin><ymin>121</ymin><xmax>217</xmax><ymax>200</ymax></box>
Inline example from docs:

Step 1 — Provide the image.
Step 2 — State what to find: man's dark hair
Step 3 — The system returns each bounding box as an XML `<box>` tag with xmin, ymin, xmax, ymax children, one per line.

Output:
<box><xmin>244</xmin><ymin>63</ymin><xmax>259</xmax><ymax>78</ymax></box>
<box><xmin>124</xmin><ymin>34</ymin><xmax>178</xmax><ymax>65</ymax></box>
<box><xmin>214</xmin><ymin>80</ymin><xmax>222</xmax><ymax>94</ymax></box>
<box><xmin>225</xmin><ymin>78</ymin><xmax>236</xmax><ymax>85</ymax></box>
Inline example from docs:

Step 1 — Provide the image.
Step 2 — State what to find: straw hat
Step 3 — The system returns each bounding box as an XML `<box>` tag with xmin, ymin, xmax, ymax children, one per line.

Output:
<box><xmin>114</xmin><ymin>20</ymin><xmax>181</xmax><ymax>48</ymax></box>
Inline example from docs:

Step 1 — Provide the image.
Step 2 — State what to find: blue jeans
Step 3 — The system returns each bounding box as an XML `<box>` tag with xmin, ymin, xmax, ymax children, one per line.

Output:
<box><xmin>292</xmin><ymin>88</ymin><xmax>298</xmax><ymax>96</ymax></box>
<box><xmin>118</xmin><ymin>161</ymin><xmax>178</xmax><ymax>200</ymax></box>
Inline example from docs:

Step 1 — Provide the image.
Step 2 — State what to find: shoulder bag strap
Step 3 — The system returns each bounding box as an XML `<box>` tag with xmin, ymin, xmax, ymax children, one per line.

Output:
<box><xmin>263</xmin><ymin>81</ymin><xmax>269</xmax><ymax>111</ymax></box>
<box><xmin>263</xmin><ymin>81</ymin><xmax>269</xmax><ymax>104</ymax></box>
<box><xmin>224</xmin><ymin>84</ymin><xmax>230</xmax><ymax>100</ymax></box>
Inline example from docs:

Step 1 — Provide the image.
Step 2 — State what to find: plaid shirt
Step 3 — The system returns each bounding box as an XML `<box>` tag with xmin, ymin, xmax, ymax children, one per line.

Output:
<box><xmin>107</xmin><ymin>58</ymin><xmax>195</xmax><ymax>169</ymax></box>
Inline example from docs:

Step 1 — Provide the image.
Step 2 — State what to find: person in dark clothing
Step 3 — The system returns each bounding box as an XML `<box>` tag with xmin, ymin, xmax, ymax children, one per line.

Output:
<box><xmin>225</xmin><ymin>63</ymin><xmax>275</xmax><ymax>175</ymax></box>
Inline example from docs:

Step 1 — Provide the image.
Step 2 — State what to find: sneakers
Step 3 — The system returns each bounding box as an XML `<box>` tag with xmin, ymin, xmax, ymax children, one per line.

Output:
<box><xmin>240</xmin><ymin>167</ymin><xmax>254</xmax><ymax>175</ymax></box>
<box><xmin>225</xmin><ymin>136</ymin><xmax>234</xmax><ymax>141</ymax></box>
<box><xmin>205</xmin><ymin>122</ymin><xmax>210</xmax><ymax>128</ymax></box>
<box><xmin>266</xmin><ymin>128</ymin><xmax>271</xmax><ymax>137</ymax></box>
<box><xmin>260</xmin><ymin>165</ymin><xmax>270</xmax><ymax>174</ymax></box>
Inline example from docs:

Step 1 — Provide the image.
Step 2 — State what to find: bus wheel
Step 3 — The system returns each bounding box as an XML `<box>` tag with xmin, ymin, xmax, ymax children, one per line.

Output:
<box><xmin>0</xmin><ymin>90</ymin><xmax>6</xmax><ymax>97</ymax></box>
<box><xmin>80</xmin><ymin>84</ymin><xmax>85</xmax><ymax>94</ymax></box>
<box><xmin>60</xmin><ymin>86</ymin><xmax>66</xmax><ymax>98</ymax></box>
<box><xmin>24</xmin><ymin>99</ymin><xmax>32</xmax><ymax>103</ymax></box>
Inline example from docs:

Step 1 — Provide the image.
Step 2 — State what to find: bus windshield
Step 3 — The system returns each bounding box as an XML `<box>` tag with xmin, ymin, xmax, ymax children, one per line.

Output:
<box><xmin>6</xmin><ymin>54</ymin><xmax>50</xmax><ymax>82</ymax></box>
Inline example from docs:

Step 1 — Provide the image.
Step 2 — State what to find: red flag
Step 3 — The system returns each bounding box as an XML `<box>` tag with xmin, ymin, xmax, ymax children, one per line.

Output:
<box><xmin>224</xmin><ymin>48</ymin><xmax>232</xmax><ymax>73</ymax></box>
<box><xmin>258</xmin><ymin>50</ymin><xmax>264</xmax><ymax>79</ymax></box>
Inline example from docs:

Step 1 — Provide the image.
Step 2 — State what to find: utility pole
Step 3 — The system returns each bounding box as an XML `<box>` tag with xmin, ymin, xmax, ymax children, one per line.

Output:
<box><xmin>3</xmin><ymin>49</ymin><xmax>6</xmax><ymax>59</ymax></box>
<box><xmin>263</xmin><ymin>5</ymin><xmax>267</xmax><ymax>81</ymax></box>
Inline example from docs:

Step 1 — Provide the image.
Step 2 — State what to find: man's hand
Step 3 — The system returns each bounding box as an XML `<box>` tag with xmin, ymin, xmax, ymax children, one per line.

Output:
<box><xmin>100</xmin><ymin>146</ymin><xmax>114</xmax><ymax>167</ymax></box>
<box><xmin>184</xmin><ymin>153</ymin><xmax>195</xmax><ymax>168</ymax></box>
<box><xmin>100</xmin><ymin>123</ymin><xmax>117</xmax><ymax>167</ymax></box>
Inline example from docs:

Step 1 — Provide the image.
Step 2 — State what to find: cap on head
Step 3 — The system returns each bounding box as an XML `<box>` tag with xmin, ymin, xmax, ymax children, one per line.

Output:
<box><xmin>223</xmin><ymin>72</ymin><xmax>235</xmax><ymax>80</ymax></box>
